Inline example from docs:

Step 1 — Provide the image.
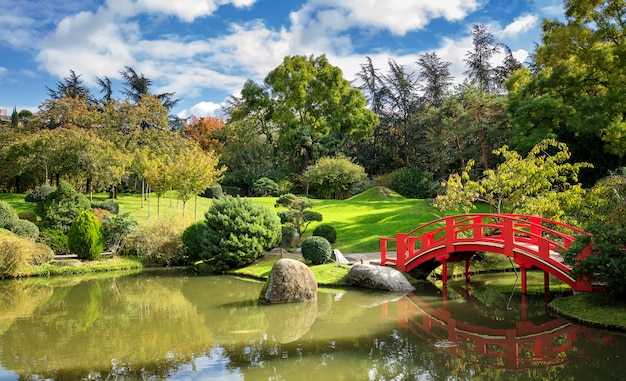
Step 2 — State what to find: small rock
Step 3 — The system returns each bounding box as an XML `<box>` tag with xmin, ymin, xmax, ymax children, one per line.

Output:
<box><xmin>331</xmin><ymin>249</ymin><xmax>350</xmax><ymax>264</ymax></box>
<box><xmin>346</xmin><ymin>264</ymin><xmax>415</xmax><ymax>293</ymax></box>
<box><xmin>259</xmin><ymin>258</ymin><xmax>318</xmax><ymax>304</ymax></box>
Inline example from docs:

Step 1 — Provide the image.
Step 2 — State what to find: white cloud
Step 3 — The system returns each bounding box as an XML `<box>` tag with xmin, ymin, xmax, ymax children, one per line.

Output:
<box><xmin>500</xmin><ymin>15</ymin><xmax>538</xmax><ymax>38</ymax></box>
<box><xmin>0</xmin><ymin>67</ymin><xmax>7</xmax><ymax>77</ymax></box>
<box><xmin>105</xmin><ymin>0</ymin><xmax>256</xmax><ymax>22</ymax></box>
<box><xmin>178</xmin><ymin>101</ymin><xmax>224</xmax><ymax>118</ymax></box>
<box><xmin>293</xmin><ymin>0</ymin><xmax>482</xmax><ymax>36</ymax></box>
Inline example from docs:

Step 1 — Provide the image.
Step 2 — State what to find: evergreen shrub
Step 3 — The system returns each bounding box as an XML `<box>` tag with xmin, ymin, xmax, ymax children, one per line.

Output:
<box><xmin>389</xmin><ymin>167</ymin><xmax>433</xmax><ymax>199</ymax></box>
<box><xmin>0</xmin><ymin>201</ymin><xmax>19</xmax><ymax>229</ymax></box>
<box><xmin>301</xmin><ymin>236</ymin><xmax>332</xmax><ymax>265</ymax></box>
<box><xmin>280</xmin><ymin>225</ymin><xmax>299</xmax><ymax>248</ymax></box>
<box><xmin>37</xmin><ymin>181</ymin><xmax>91</xmax><ymax>228</ymax></box>
<box><xmin>39</xmin><ymin>227</ymin><xmax>70</xmax><ymax>255</ymax></box>
<box><xmin>313</xmin><ymin>224</ymin><xmax>337</xmax><ymax>244</ymax></box>
<box><xmin>17</xmin><ymin>211</ymin><xmax>37</xmax><ymax>222</ymax></box>
<box><xmin>9</xmin><ymin>220</ymin><xmax>39</xmax><ymax>240</ymax></box>
<box><xmin>197</xmin><ymin>196</ymin><xmax>281</xmax><ymax>271</ymax></box>
<box><xmin>67</xmin><ymin>211</ymin><xmax>104</xmax><ymax>260</ymax></box>
<box><xmin>25</xmin><ymin>185</ymin><xmax>56</xmax><ymax>203</ymax></box>
<box><xmin>182</xmin><ymin>221</ymin><xmax>215</xmax><ymax>262</ymax></box>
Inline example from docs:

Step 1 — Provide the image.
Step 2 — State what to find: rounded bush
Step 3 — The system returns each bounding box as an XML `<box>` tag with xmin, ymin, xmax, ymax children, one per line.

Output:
<box><xmin>182</xmin><ymin>221</ymin><xmax>215</xmax><ymax>262</ymax></box>
<box><xmin>91</xmin><ymin>201</ymin><xmax>119</xmax><ymax>214</ymax></box>
<box><xmin>0</xmin><ymin>232</ymin><xmax>53</xmax><ymax>277</ymax></box>
<box><xmin>0</xmin><ymin>201</ymin><xmax>19</xmax><ymax>230</ymax></box>
<box><xmin>9</xmin><ymin>219</ymin><xmax>39</xmax><ymax>241</ymax></box>
<box><xmin>37</xmin><ymin>181</ymin><xmax>91</xmax><ymax>228</ymax></box>
<box><xmin>68</xmin><ymin>211</ymin><xmax>104</xmax><ymax>260</ymax></box>
<box><xmin>389</xmin><ymin>166</ymin><xmax>433</xmax><ymax>199</ymax></box>
<box><xmin>301</xmin><ymin>236</ymin><xmax>332</xmax><ymax>265</ymax></box>
<box><xmin>25</xmin><ymin>185</ymin><xmax>56</xmax><ymax>203</ymax></box>
<box><xmin>200</xmin><ymin>196</ymin><xmax>281</xmax><ymax>271</ymax></box>
<box><xmin>312</xmin><ymin>224</ymin><xmax>337</xmax><ymax>244</ymax></box>
<box><xmin>17</xmin><ymin>211</ymin><xmax>37</xmax><ymax>222</ymax></box>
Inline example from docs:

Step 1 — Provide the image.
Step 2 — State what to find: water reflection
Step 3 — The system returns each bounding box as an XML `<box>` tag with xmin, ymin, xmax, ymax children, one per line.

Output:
<box><xmin>0</xmin><ymin>271</ymin><xmax>624</xmax><ymax>380</ymax></box>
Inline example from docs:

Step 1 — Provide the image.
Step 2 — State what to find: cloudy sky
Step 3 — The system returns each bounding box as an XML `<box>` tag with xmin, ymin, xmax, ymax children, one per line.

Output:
<box><xmin>0</xmin><ymin>0</ymin><xmax>564</xmax><ymax>118</ymax></box>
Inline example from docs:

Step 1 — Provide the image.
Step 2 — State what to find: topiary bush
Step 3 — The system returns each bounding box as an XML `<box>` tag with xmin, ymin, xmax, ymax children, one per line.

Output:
<box><xmin>9</xmin><ymin>219</ymin><xmax>39</xmax><ymax>241</ymax></box>
<box><xmin>100</xmin><ymin>212</ymin><xmax>136</xmax><ymax>254</ymax></box>
<box><xmin>124</xmin><ymin>218</ymin><xmax>187</xmax><ymax>266</ymax></box>
<box><xmin>253</xmin><ymin>177</ymin><xmax>280</xmax><ymax>196</ymax></box>
<box><xmin>0</xmin><ymin>201</ymin><xmax>19</xmax><ymax>230</ymax></box>
<box><xmin>198</xmin><ymin>196</ymin><xmax>281</xmax><ymax>271</ymax></box>
<box><xmin>182</xmin><ymin>221</ymin><xmax>215</xmax><ymax>262</ymax></box>
<box><xmin>25</xmin><ymin>185</ymin><xmax>56</xmax><ymax>203</ymax></box>
<box><xmin>301</xmin><ymin>236</ymin><xmax>332</xmax><ymax>265</ymax></box>
<box><xmin>389</xmin><ymin>166</ymin><xmax>434</xmax><ymax>199</ymax></box>
<box><xmin>37</xmin><ymin>181</ymin><xmax>91</xmax><ymax>228</ymax></box>
<box><xmin>67</xmin><ymin>211</ymin><xmax>104</xmax><ymax>260</ymax></box>
<box><xmin>91</xmin><ymin>201</ymin><xmax>119</xmax><ymax>214</ymax></box>
<box><xmin>312</xmin><ymin>224</ymin><xmax>337</xmax><ymax>244</ymax></box>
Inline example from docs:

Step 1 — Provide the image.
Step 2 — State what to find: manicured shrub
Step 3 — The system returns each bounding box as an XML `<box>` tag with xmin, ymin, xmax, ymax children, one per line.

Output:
<box><xmin>91</xmin><ymin>201</ymin><xmax>119</xmax><ymax>214</ymax></box>
<box><xmin>25</xmin><ymin>185</ymin><xmax>56</xmax><ymax>203</ymax></box>
<box><xmin>39</xmin><ymin>227</ymin><xmax>70</xmax><ymax>255</ymax></box>
<box><xmin>37</xmin><ymin>181</ymin><xmax>91</xmax><ymax>228</ymax></box>
<box><xmin>9</xmin><ymin>219</ymin><xmax>39</xmax><ymax>241</ymax></box>
<box><xmin>199</xmin><ymin>196</ymin><xmax>281</xmax><ymax>271</ymax></box>
<box><xmin>0</xmin><ymin>201</ymin><xmax>19</xmax><ymax>230</ymax></box>
<box><xmin>389</xmin><ymin>166</ymin><xmax>434</xmax><ymax>199</ymax></box>
<box><xmin>0</xmin><ymin>232</ymin><xmax>53</xmax><ymax>277</ymax></box>
<box><xmin>207</xmin><ymin>183</ymin><xmax>223</xmax><ymax>199</ymax></box>
<box><xmin>182</xmin><ymin>221</ymin><xmax>215</xmax><ymax>262</ymax></box>
<box><xmin>67</xmin><ymin>211</ymin><xmax>104</xmax><ymax>260</ymax></box>
<box><xmin>124</xmin><ymin>218</ymin><xmax>187</xmax><ymax>266</ymax></box>
<box><xmin>304</xmin><ymin>156</ymin><xmax>369</xmax><ymax>199</ymax></box>
<box><xmin>313</xmin><ymin>224</ymin><xmax>337</xmax><ymax>244</ymax></box>
<box><xmin>253</xmin><ymin>177</ymin><xmax>280</xmax><ymax>196</ymax></box>
<box><xmin>17</xmin><ymin>210</ymin><xmax>37</xmax><ymax>223</ymax></box>
<box><xmin>301</xmin><ymin>236</ymin><xmax>332</xmax><ymax>265</ymax></box>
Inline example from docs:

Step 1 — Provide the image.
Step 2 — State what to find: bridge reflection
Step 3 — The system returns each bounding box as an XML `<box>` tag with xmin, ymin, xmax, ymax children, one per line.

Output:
<box><xmin>382</xmin><ymin>286</ymin><xmax>612</xmax><ymax>371</ymax></box>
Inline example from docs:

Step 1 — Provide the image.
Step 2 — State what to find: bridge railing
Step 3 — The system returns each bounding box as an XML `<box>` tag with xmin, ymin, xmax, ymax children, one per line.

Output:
<box><xmin>380</xmin><ymin>213</ymin><xmax>593</xmax><ymax>272</ymax></box>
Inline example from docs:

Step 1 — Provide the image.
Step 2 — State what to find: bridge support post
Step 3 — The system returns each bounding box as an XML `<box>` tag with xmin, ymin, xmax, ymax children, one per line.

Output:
<box><xmin>441</xmin><ymin>259</ymin><xmax>448</xmax><ymax>285</ymax></box>
<box><xmin>465</xmin><ymin>257</ymin><xmax>471</xmax><ymax>283</ymax></box>
<box><xmin>544</xmin><ymin>272</ymin><xmax>550</xmax><ymax>293</ymax></box>
<box><xmin>521</xmin><ymin>267</ymin><xmax>527</xmax><ymax>294</ymax></box>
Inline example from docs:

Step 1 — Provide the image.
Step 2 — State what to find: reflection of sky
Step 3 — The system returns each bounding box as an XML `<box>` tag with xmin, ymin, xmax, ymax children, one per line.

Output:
<box><xmin>169</xmin><ymin>347</ymin><xmax>241</xmax><ymax>381</ymax></box>
<box><xmin>0</xmin><ymin>368</ymin><xmax>18</xmax><ymax>381</ymax></box>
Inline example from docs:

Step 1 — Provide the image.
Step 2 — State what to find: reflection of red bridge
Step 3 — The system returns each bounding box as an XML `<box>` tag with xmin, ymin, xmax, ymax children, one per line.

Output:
<box><xmin>380</xmin><ymin>214</ymin><xmax>594</xmax><ymax>293</ymax></box>
<box><xmin>383</xmin><ymin>292</ymin><xmax>611</xmax><ymax>371</ymax></box>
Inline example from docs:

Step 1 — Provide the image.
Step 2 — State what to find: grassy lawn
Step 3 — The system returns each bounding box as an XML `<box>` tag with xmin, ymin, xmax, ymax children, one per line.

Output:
<box><xmin>549</xmin><ymin>293</ymin><xmax>626</xmax><ymax>329</ymax></box>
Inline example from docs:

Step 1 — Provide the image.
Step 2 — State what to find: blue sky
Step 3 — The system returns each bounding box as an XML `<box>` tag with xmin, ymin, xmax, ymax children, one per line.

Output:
<box><xmin>0</xmin><ymin>0</ymin><xmax>565</xmax><ymax>118</ymax></box>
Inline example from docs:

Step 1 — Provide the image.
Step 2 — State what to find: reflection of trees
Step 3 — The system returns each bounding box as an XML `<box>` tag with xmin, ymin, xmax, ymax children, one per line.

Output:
<box><xmin>0</xmin><ymin>273</ymin><xmax>212</xmax><ymax>380</ymax></box>
<box><xmin>0</xmin><ymin>280</ymin><xmax>53</xmax><ymax>335</ymax></box>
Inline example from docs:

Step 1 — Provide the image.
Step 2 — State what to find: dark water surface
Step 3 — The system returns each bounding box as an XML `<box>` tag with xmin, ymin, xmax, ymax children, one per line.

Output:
<box><xmin>0</xmin><ymin>269</ymin><xmax>624</xmax><ymax>380</ymax></box>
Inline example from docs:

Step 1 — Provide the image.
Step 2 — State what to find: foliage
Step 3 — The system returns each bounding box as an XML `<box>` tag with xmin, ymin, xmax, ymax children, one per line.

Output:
<box><xmin>275</xmin><ymin>193</ymin><xmax>322</xmax><ymax>235</ymax></box>
<box><xmin>198</xmin><ymin>196</ymin><xmax>281</xmax><ymax>271</ymax></box>
<box><xmin>92</xmin><ymin>201</ymin><xmax>119</xmax><ymax>214</ymax></box>
<box><xmin>37</xmin><ymin>181</ymin><xmax>91</xmax><ymax>228</ymax></box>
<box><xmin>389</xmin><ymin>167</ymin><xmax>433</xmax><ymax>199</ymax></box>
<box><xmin>17</xmin><ymin>210</ymin><xmax>37</xmax><ymax>222</ymax></box>
<box><xmin>68</xmin><ymin>211</ymin><xmax>104</xmax><ymax>260</ymax></box>
<box><xmin>38</xmin><ymin>227</ymin><xmax>70</xmax><ymax>255</ymax></box>
<box><xmin>100</xmin><ymin>212</ymin><xmax>137</xmax><ymax>254</ymax></box>
<box><xmin>301</xmin><ymin>236</ymin><xmax>332</xmax><ymax>265</ymax></box>
<box><xmin>0</xmin><ymin>201</ymin><xmax>19</xmax><ymax>229</ymax></box>
<box><xmin>181</xmin><ymin>221</ymin><xmax>214</xmax><ymax>262</ymax></box>
<box><xmin>182</xmin><ymin>116</ymin><xmax>224</xmax><ymax>151</ymax></box>
<box><xmin>280</xmin><ymin>225</ymin><xmax>299</xmax><ymax>248</ymax></box>
<box><xmin>9</xmin><ymin>219</ymin><xmax>39</xmax><ymax>240</ymax></box>
<box><xmin>206</xmin><ymin>183</ymin><xmax>223</xmax><ymax>199</ymax></box>
<box><xmin>312</xmin><ymin>224</ymin><xmax>337</xmax><ymax>244</ymax></box>
<box><xmin>0</xmin><ymin>231</ymin><xmax>53</xmax><ymax>277</ymax></box>
<box><xmin>124</xmin><ymin>218</ymin><xmax>187</xmax><ymax>266</ymax></box>
<box><xmin>434</xmin><ymin>139</ymin><xmax>592</xmax><ymax>221</ymax></box>
<box><xmin>304</xmin><ymin>156</ymin><xmax>369</xmax><ymax>199</ymax></box>
<box><xmin>25</xmin><ymin>185</ymin><xmax>57</xmax><ymax>203</ymax></box>
<box><xmin>253</xmin><ymin>177</ymin><xmax>280</xmax><ymax>196</ymax></box>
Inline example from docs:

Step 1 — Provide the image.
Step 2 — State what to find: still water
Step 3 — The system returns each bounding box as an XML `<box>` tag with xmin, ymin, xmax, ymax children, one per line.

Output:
<box><xmin>0</xmin><ymin>269</ymin><xmax>624</xmax><ymax>381</ymax></box>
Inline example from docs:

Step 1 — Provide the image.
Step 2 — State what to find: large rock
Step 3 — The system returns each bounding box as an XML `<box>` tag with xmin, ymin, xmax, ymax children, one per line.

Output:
<box><xmin>259</xmin><ymin>258</ymin><xmax>318</xmax><ymax>304</ymax></box>
<box><xmin>346</xmin><ymin>264</ymin><xmax>415</xmax><ymax>293</ymax></box>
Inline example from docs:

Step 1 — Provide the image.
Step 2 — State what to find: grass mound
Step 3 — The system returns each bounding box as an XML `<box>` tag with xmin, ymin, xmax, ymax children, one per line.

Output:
<box><xmin>349</xmin><ymin>187</ymin><xmax>405</xmax><ymax>201</ymax></box>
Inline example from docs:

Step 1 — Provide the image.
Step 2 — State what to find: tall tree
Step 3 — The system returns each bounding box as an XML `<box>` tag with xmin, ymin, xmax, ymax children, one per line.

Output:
<box><xmin>417</xmin><ymin>52</ymin><xmax>453</xmax><ymax>107</ymax></box>
<box><xmin>120</xmin><ymin>66</ymin><xmax>179</xmax><ymax>111</ymax></box>
<box><xmin>464</xmin><ymin>24</ymin><xmax>501</xmax><ymax>93</ymax></box>
<box><xmin>10</xmin><ymin>107</ymin><xmax>18</xmax><ymax>129</ymax></box>
<box><xmin>46</xmin><ymin>70</ymin><xmax>92</xmax><ymax>102</ymax></box>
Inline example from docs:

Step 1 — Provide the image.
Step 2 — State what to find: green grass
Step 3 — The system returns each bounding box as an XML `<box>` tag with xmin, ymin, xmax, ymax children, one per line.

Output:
<box><xmin>446</xmin><ymin>270</ymin><xmax>571</xmax><ymax>293</ymax></box>
<box><xmin>549</xmin><ymin>293</ymin><xmax>626</xmax><ymax>329</ymax></box>
<box><xmin>25</xmin><ymin>256</ymin><xmax>146</xmax><ymax>277</ymax></box>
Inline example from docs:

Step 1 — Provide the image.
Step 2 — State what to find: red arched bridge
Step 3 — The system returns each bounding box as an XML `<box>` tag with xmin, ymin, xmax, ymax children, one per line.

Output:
<box><xmin>379</xmin><ymin>214</ymin><xmax>594</xmax><ymax>293</ymax></box>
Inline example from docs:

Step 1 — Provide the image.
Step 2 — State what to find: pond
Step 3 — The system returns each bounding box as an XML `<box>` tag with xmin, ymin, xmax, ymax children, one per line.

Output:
<box><xmin>0</xmin><ymin>269</ymin><xmax>624</xmax><ymax>381</ymax></box>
